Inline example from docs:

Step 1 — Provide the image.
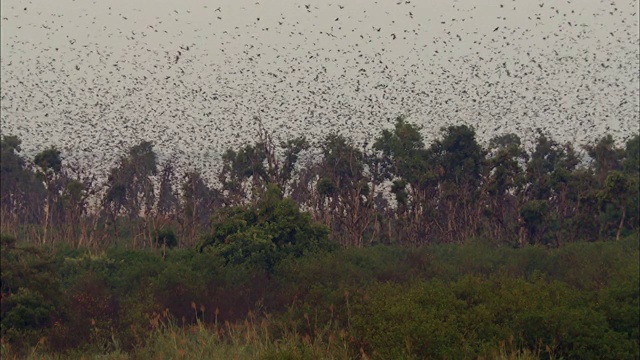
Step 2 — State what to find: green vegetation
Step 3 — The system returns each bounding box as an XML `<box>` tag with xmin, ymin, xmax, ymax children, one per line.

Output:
<box><xmin>1</xmin><ymin>119</ymin><xmax>639</xmax><ymax>358</ymax></box>
<box><xmin>1</xmin><ymin>233</ymin><xmax>638</xmax><ymax>359</ymax></box>
<box><xmin>198</xmin><ymin>184</ymin><xmax>334</xmax><ymax>272</ymax></box>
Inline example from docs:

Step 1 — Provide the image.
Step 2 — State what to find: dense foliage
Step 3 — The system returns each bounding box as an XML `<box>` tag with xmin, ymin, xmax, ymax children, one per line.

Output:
<box><xmin>197</xmin><ymin>184</ymin><xmax>334</xmax><ymax>272</ymax></box>
<box><xmin>0</xmin><ymin>234</ymin><xmax>638</xmax><ymax>359</ymax></box>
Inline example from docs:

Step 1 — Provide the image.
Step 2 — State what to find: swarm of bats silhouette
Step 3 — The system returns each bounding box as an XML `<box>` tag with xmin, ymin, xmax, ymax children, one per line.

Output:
<box><xmin>1</xmin><ymin>0</ymin><xmax>638</xmax><ymax>181</ymax></box>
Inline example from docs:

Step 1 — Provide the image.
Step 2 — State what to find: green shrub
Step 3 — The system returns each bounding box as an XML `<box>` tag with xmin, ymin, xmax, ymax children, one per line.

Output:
<box><xmin>155</xmin><ymin>228</ymin><xmax>178</xmax><ymax>249</ymax></box>
<box><xmin>198</xmin><ymin>185</ymin><xmax>334</xmax><ymax>272</ymax></box>
<box><xmin>349</xmin><ymin>274</ymin><xmax>639</xmax><ymax>360</ymax></box>
<box><xmin>1</xmin><ymin>234</ymin><xmax>63</xmax><ymax>352</ymax></box>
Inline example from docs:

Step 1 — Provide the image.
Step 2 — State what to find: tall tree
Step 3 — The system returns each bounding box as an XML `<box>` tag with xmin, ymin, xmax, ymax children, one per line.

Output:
<box><xmin>584</xmin><ymin>134</ymin><xmax>624</xmax><ymax>183</ymax></box>
<box><xmin>430</xmin><ymin>125</ymin><xmax>486</xmax><ymax>243</ymax></box>
<box><xmin>622</xmin><ymin>134</ymin><xmax>639</xmax><ymax>176</ymax></box>
<box><xmin>219</xmin><ymin>144</ymin><xmax>267</xmax><ymax>205</ymax></box>
<box><xmin>374</xmin><ymin>116</ymin><xmax>439</xmax><ymax>245</ymax></box>
<box><xmin>486</xmin><ymin>133</ymin><xmax>528</xmax><ymax>244</ymax></box>
<box><xmin>315</xmin><ymin>134</ymin><xmax>374</xmax><ymax>247</ymax></box>
<box><xmin>255</xmin><ymin>115</ymin><xmax>309</xmax><ymax>193</ymax></box>
<box><xmin>523</xmin><ymin>130</ymin><xmax>580</xmax><ymax>246</ymax></box>
<box><xmin>598</xmin><ymin>170</ymin><xmax>637</xmax><ymax>241</ymax></box>
<box><xmin>180</xmin><ymin>169</ymin><xmax>222</xmax><ymax>246</ymax></box>
<box><xmin>33</xmin><ymin>147</ymin><xmax>62</xmax><ymax>245</ymax></box>
<box><xmin>102</xmin><ymin>141</ymin><xmax>157</xmax><ymax>247</ymax></box>
<box><xmin>1</xmin><ymin>136</ymin><xmax>45</xmax><ymax>239</ymax></box>
<box><xmin>219</xmin><ymin>118</ymin><xmax>309</xmax><ymax>205</ymax></box>
<box><xmin>156</xmin><ymin>157</ymin><xmax>179</xmax><ymax>217</ymax></box>
<box><xmin>58</xmin><ymin>178</ymin><xmax>85</xmax><ymax>246</ymax></box>
<box><xmin>150</xmin><ymin>157</ymin><xmax>179</xmax><ymax>249</ymax></box>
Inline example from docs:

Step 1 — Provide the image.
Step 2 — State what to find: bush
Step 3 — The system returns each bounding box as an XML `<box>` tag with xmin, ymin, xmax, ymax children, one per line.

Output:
<box><xmin>155</xmin><ymin>228</ymin><xmax>178</xmax><ymax>249</ymax></box>
<box><xmin>198</xmin><ymin>185</ymin><xmax>334</xmax><ymax>272</ymax></box>
<box><xmin>1</xmin><ymin>234</ymin><xmax>63</xmax><ymax>352</ymax></box>
<box><xmin>349</xmin><ymin>274</ymin><xmax>639</xmax><ymax>359</ymax></box>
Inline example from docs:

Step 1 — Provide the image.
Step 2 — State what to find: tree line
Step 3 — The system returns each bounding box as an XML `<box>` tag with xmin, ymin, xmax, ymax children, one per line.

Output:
<box><xmin>1</xmin><ymin>116</ymin><xmax>638</xmax><ymax>250</ymax></box>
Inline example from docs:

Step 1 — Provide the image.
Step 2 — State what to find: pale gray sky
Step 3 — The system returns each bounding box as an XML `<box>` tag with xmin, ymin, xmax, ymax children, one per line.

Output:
<box><xmin>1</xmin><ymin>0</ymin><xmax>638</xmax><ymax>179</ymax></box>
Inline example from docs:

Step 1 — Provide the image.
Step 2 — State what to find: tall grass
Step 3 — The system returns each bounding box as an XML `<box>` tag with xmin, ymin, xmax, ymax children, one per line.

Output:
<box><xmin>2</xmin><ymin>304</ymin><xmax>356</xmax><ymax>360</ymax></box>
<box><xmin>2</xmin><ymin>301</ymin><xmax>551</xmax><ymax>360</ymax></box>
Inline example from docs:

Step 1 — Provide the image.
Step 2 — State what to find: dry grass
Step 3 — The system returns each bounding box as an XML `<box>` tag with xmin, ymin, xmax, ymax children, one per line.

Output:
<box><xmin>2</xmin><ymin>302</ymin><xmax>355</xmax><ymax>360</ymax></box>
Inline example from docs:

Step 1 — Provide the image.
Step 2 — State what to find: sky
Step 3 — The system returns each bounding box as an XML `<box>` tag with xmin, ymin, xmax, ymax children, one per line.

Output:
<box><xmin>1</xmin><ymin>0</ymin><xmax>638</xmax><ymax>180</ymax></box>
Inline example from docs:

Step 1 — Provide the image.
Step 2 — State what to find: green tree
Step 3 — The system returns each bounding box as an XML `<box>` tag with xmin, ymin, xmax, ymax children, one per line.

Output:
<box><xmin>198</xmin><ymin>184</ymin><xmax>333</xmax><ymax>272</ymax></box>
<box><xmin>156</xmin><ymin>157</ymin><xmax>178</xmax><ymax>217</ymax></box>
<box><xmin>584</xmin><ymin>134</ymin><xmax>624</xmax><ymax>182</ymax></box>
<box><xmin>59</xmin><ymin>178</ymin><xmax>89</xmax><ymax>247</ymax></box>
<box><xmin>313</xmin><ymin>133</ymin><xmax>375</xmax><ymax>247</ymax></box>
<box><xmin>523</xmin><ymin>131</ymin><xmax>581</xmax><ymax>246</ymax></box>
<box><xmin>374</xmin><ymin>116</ymin><xmax>439</xmax><ymax>244</ymax></box>
<box><xmin>526</xmin><ymin>130</ymin><xmax>561</xmax><ymax>201</ymax></box>
<box><xmin>180</xmin><ymin>169</ymin><xmax>222</xmax><ymax>246</ymax></box>
<box><xmin>255</xmin><ymin>117</ymin><xmax>309</xmax><ymax>194</ymax></box>
<box><xmin>519</xmin><ymin>199</ymin><xmax>550</xmax><ymax>245</ymax></box>
<box><xmin>34</xmin><ymin>147</ymin><xmax>62</xmax><ymax>245</ymax></box>
<box><xmin>430</xmin><ymin>125</ymin><xmax>486</xmax><ymax>242</ymax></box>
<box><xmin>567</xmin><ymin>167</ymin><xmax>601</xmax><ymax>242</ymax></box>
<box><xmin>219</xmin><ymin>144</ymin><xmax>268</xmax><ymax>205</ymax></box>
<box><xmin>598</xmin><ymin>171</ymin><xmax>636</xmax><ymax>241</ymax></box>
<box><xmin>218</xmin><ymin>119</ymin><xmax>309</xmax><ymax>206</ymax></box>
<box><xmin>149</xmin><ymin>157</ymin><xmax>179</xmax><ymax>252</ymax></box>
<box><xmin>275</xmin><ymin>136</ymin><xmax>309</xmax><ymax>192</ymax></box>
<box><xmin>1</xmin><ymin>234</ymin><xmax>63</xmax><ymax>351</ymax></box>
<box><xmin>486</xmin><ymin>133</ymin><xmax>528</xmax><ymax>244</ymax></box>
<box><xmin>621</xmin><ymin>134</ymin><xmax>640</xmax><ymax>234</ymax></box>
<box><xmin>103</xmin><ymin>141</ymin><xmax>157</xmax><ymax>247</ymax></box>
<box><xmin>0</xmin><ymin>135</ymin><xmax>45</xmax><ymax>238</ymax></box>
<box><xmin>622</xmin><ymin>134</ymin><xmax>639</xmax><ymax>176</ymax></box>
